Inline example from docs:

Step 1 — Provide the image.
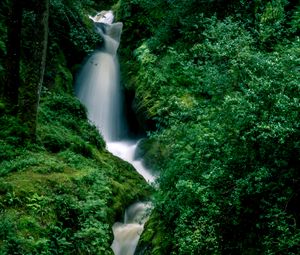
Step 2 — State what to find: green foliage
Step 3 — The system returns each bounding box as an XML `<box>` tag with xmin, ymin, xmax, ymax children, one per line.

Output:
<box><xmin>44</xmin><ymin>47</ymin><xmax>74</xmax><ymax>93</ymax></box>
<box><xmin>39</xmin><ymin>93</ymin><xmax>105</xmax><ymax>152</ymax></box>
<box><xmin>135</xmin><ymin>211</ymin><xmax>173</xmax><ymax>255</ymax></box>
<box><xmin>49</xmin><ymin>0</ymin><xmax>103</xmax><ymax>53</ymax></box>
<box><xmin>118</xmin><ymin>1</ymin><xmax>300</xmax><ymax>254</ymax></box>
<box><xmin>0</xmin><ymin>89</ymin><xmax>151</xmax><ymax>253</ymax></box>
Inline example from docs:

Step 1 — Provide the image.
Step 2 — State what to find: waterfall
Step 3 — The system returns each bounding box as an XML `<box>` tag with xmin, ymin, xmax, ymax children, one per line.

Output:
<box><xmin>75</xmin><ymin>18</ymin><xmax>125</xmax><ymax>141</ymax></box>
<box><xmin>111</xmin><ymin>202</ymin><xmax>152</xmax><ymax>255</ymax></box>
<box><xmin>75</xmin><ymin>11</ymin><xmax>156</xmax><ymax>255</ymax></box>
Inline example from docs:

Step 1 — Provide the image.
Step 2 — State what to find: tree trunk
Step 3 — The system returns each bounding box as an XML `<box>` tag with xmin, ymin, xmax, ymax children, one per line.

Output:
<box><xmin>18</xmin><ymin>0</ymin><xmax>49</xmax><ymax>139</ymax></box>
<box><xmin>3</xmin><ymin>0</ymin><xmax>22</xmax><ymax>109</ymax></box>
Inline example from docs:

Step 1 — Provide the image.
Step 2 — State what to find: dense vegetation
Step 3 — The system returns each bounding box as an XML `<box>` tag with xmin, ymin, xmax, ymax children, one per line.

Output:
<box><xmin>1</xmin><ymin>0</ymin><xmax>299</xmax><ymax>254</ymax></box>
<box><xmin>0</xmin><ymin>0</ymin><xmax>151</xmax><ymax>254</ymax></box>
<box><xmin>0</xmin><ymin>93</ymin><xmax>150</xmax><ymax>254</ymax></box>
<box><xmin>115</xmin><ymin>0</ymin><xmax>300</xmax><ymax>254</ymax></box>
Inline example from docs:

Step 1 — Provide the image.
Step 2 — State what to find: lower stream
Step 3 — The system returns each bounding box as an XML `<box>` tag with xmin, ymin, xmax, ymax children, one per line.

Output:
<box><xmin>108</xmin><ymin>140</ymin><xmax>155</xmax><ymax>255</ymax></box>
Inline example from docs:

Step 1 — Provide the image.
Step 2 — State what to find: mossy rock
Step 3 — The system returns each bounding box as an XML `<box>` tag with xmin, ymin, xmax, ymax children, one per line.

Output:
<box><xmin>136</xmin><ymin>138</ymin><xmax>167</xmax><ymax>173</ymax></box>
<box><xmin>135</xmin><ymin>211</ymin><xmax>172</xmax><ymax>255</ymax></box>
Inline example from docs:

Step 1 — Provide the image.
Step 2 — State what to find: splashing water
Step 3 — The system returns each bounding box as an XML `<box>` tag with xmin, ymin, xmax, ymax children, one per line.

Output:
<box><xmin>111</xmin><ymin>202</ymin><xmax>152</xmax><ymax>255</ymax></box>
<box><xmin>107</xmin><ymin>141</ymin><xmax>156</xmax><ymax>183</ymax></box>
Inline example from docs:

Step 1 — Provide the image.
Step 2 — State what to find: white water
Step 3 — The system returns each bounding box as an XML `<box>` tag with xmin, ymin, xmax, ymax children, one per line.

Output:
<box><xmin>75</xmin><ymin>51</ymin><xmax>125</xmax><ymax>141</ymax></box>
<box><xmin>75</xmin><ymin>10</ymin><xmax>156</xmax><ymax>255</ymax></box>
<box><xmin>107</xmin><ymin>141</ymin><xmax>156</xmax><ymax>183</ymax></box>
<box><xmin>111</xmin><ymin>202</ymin><xmax>152</xmax><ymax>255</ymax></box>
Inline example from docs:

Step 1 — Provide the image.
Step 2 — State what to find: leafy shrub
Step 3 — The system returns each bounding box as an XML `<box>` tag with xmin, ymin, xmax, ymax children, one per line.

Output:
<box><xmin>40</xmin><ymin>93</ymin><xmax>87</xmax><ymax>121</ymax></box>
<box><xmin>0</xmin><ymin>141</ymin><xmax>18</xmax><ymax>162</ymax></box>
<box><xmin>0</xmin><ymin>115</ymin><xmax>30</xmax><ymax>145</ymax></box>
<box><xmin>40</xmin><ymin>125</ymin><xmax>71</xmax><ymax>153</ymax></box>
<box><xmin>39</xmin><ymin>93</ymin><xmax>105</xmax><ymax>152</ymax></box>
<box><xmin>0</xmin><ymin>153</ymin><xmax>41</xmax><ymax>176</ymax></box>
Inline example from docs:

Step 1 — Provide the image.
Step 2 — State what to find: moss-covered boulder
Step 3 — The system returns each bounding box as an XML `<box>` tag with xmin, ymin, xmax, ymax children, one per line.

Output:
<box><xmin>0</xmin><ymin>92</ymin><xmax>152</xmax><ymax>254</ymax></box>
<box><xmin>135</xmin><ymin>211</ymin><xmax>172</xmax><ymax>255</ymax></box>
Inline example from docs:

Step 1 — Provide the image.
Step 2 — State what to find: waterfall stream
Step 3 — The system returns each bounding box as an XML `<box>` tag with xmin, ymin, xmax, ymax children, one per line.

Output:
<box><xmin>75</xmin><ymin>11</ymin><xmax>155</xmax><ymax>255</ymax></box>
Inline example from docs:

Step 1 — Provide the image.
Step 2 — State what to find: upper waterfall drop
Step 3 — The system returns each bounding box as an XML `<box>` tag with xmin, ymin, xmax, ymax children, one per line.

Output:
<box><xmin>90</xmin><ymin>10</ymin><xmax>123</xmax><ymax>56</ymax></box>
<box><xmin>75</xmin><ymin>11</ymin><xmax>126</xmax><ymax>142</ymax></box>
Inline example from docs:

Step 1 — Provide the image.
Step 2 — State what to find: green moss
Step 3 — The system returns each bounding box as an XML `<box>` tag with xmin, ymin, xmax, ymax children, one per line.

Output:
<box><xmin>135</xmin><ymin>211</ymin><xmax>172</xmax><ymax>255</ymax></box>
<box><xmin>18</xmin><ymin>215</ymin><xmax>46</xmax><ymax>238</ymax></box>
<box><xmin>102</xmin><ymin>151</ymin><xmax>153</xmax><ymax>221</ymax></box>
<box><xmin>136</xmin><ymin>138</ymin><xmax>168</xmax><ymax>172</ymax></box>
<box><xmin>0</xmin><ymin>91</ymin><xmax>151</xmax><ymax>254</ymax></box>
<box><xmin>53</xmin><ymin>62</ymin><xmax>73</xmax><ymax>94</ymax></box>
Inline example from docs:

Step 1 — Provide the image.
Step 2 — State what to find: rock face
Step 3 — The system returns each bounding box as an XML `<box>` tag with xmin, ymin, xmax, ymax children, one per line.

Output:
<box><xmin>89</xmin><ymin>10</ymin><xmax>114</xmax><ymax>24</ymax></box>
<box><xmin>89</xmin><ymin>10</ymin><xmax>122</xmax><ymax>43</ymax></box>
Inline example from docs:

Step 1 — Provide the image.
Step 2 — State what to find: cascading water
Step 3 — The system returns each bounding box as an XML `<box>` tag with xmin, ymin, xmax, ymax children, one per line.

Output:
<box><xmin>75</xmin><ymin>12</ymin><xmax>125</xmax><ymax>141</ymax></box>
<box><xmin>75</xmin><ymin>10</ymin><xmax>156</xmax><ymax>255</ymax></box>
<box><xmin>111</xmin><ymin>202</ymin><xmax>152</xmax><ymax>255</ymax></box>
